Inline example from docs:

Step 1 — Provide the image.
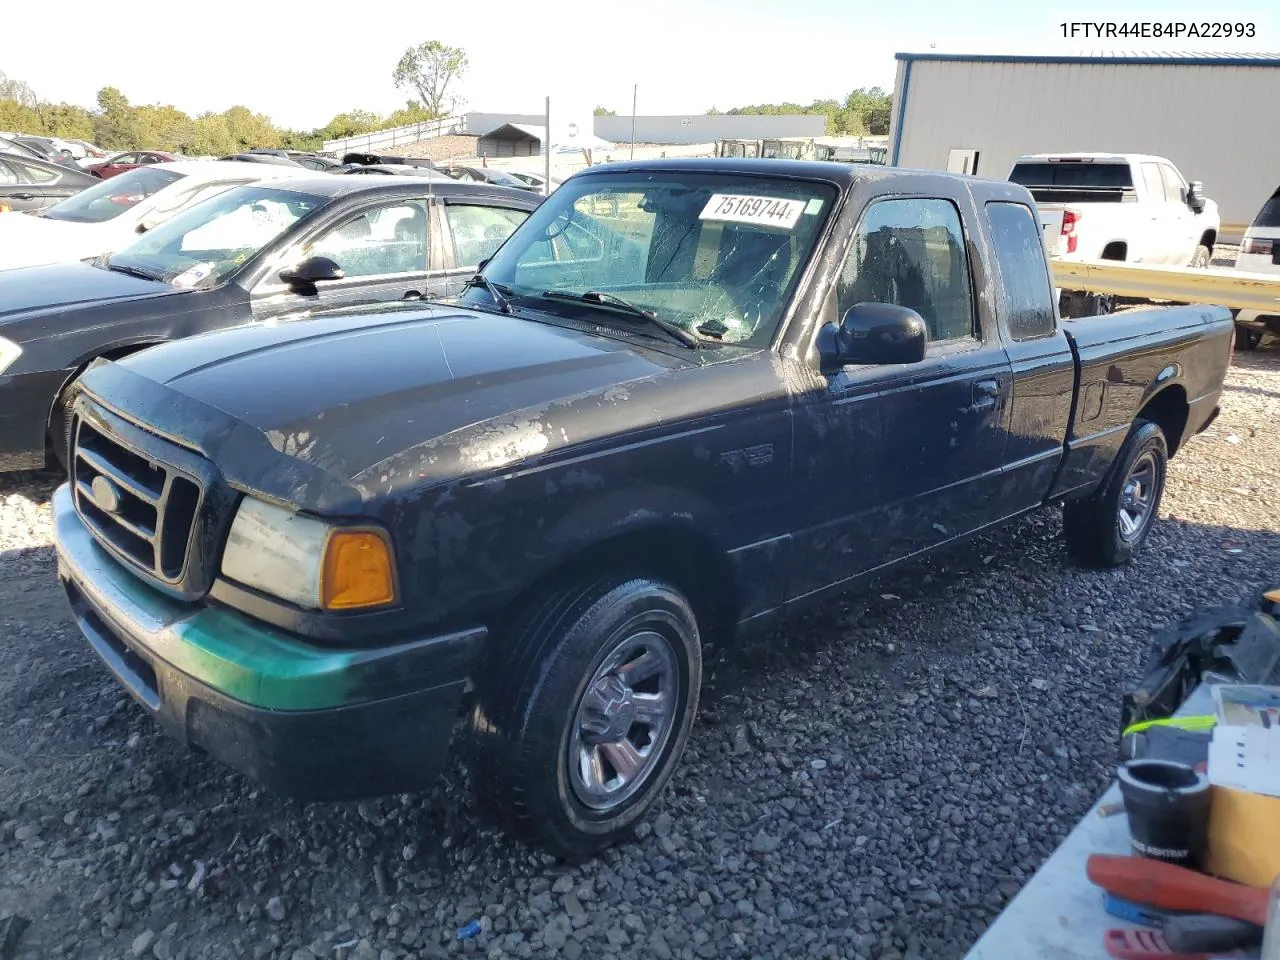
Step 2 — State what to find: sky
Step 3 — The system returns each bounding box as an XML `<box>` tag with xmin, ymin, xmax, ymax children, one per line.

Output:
<box><xmin>6</xmin><ymin>0</ymin><xmax>1276</xmax><ymax>131</ymax></box>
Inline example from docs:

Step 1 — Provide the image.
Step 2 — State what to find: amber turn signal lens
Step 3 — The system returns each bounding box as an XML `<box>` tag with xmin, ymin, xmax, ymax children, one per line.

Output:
<box><xmin>321</xmin><ymin>530</ymin><xmax>396</xmax><ymax>610</ymax></box>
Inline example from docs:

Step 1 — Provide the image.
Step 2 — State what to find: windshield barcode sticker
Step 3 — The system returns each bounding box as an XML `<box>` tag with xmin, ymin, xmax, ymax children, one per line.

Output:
<box><xmin>699</xmin><ymin>194</ymin><xmax>805</xmax><ymax>229</ymax></box>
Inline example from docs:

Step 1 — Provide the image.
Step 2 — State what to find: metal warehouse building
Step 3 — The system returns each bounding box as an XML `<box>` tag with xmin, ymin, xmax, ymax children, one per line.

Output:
<box><xmin>887</xmin><ymin>52</ymin><xmax>1280</xmax><ymax>235</ymax></box>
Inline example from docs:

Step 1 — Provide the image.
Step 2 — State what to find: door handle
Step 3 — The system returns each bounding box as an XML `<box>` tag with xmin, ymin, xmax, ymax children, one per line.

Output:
<box><xmin>971</xmin><ymin>379</ymin><xmax>1001</xmax><ymax>411</ymax></box>
<box><xmin>10</xmin><ymin>193</ymin><xmax>35</xmax><ymax>201</ymax></box>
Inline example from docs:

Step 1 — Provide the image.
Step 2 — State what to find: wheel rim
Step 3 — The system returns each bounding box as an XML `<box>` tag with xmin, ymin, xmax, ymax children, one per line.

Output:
<box><xmin>568</xmin><ymin>629</ymin><xmax>679</xmax><ymax>812</ymax></box>
<box><xmin>1117</xmin><ymin>451</ymin><xmax>1159</xmax><ymax>542</ymax></box>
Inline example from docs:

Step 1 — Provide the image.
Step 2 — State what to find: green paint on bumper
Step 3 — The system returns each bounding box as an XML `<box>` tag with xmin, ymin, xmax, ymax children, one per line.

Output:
<box><xmin>53</xmin><ymin>484</ymin><xmax>482</xmax><ymax>712</ymax></box>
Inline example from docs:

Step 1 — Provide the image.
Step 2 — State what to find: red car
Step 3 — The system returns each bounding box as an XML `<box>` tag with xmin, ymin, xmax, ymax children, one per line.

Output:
<box><xmin>85</xmin><ymin>150</ymin><xmax>177</xmax><ymax>179</ymax></box>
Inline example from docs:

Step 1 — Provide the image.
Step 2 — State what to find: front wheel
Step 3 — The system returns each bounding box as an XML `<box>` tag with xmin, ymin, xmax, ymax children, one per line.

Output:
<box><xmin>1063</xmin><ymin>419</ymin><xmax>1169</xmax><ymax>568</ymax></box>
<box><xmin>468</xmin><ymin>577</ymin><xmax>702</xmax><ymax>858</ymax></box>
<box><xmin>1189</xmin><ymin>244</ymin><xmax>1211</xmax><ymax>269</ymax></box>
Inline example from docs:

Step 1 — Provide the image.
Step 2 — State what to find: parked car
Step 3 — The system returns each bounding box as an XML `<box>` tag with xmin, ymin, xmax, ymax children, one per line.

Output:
<box><xmin>47</xmin><ymin>159</ymin><xmax>1232</xmax><ymax>856</ymax></box>
<box><xmin>1010</xmin><ymin>153</ymin><xmax>1220</xmax><ymax>316</ymax></box>
<box><xmin>0</xmin><ymin>160</ymin><xmax>304</xmax><ymax>271</ymax></box>
<box><xmin>343</xmin><ymin>164</ymin><xmax>456</xmax><ymax>179</ymax></box>
<box><xmin>86</xmin><ymin>151</ymin><xmax>178</xmax><ymax>179</ymax></box>
<box><xmin>0</xmin><ymin>152</ymin><xmax>99</xmax><ymax>213</ymax></box>
<box><xmin>70</xmin><ymin>140</ymin><xmax>110</xmax><ymax>165</ymax></box>
<box><xmin>445</xmin><ymin>165</ymin><xmax>540</xmax><ymax>192</ymax></box>
<box><xmin>0</xmin><ymin>134</ymin><xmax>80</xmax><ymax>168</ymax></box>
<box><xmin>505</xmin><ymin>170</ymin><xmax>562</xmax><ymax>192</ymax></box>
<box><xmin>0</xmin><ymin>135</ymin><xmax>50</xmax><ymax>163</ymax></box>
<box><xmin>291</xmin><ymin>154</ymin><xmax>345</xmax><ymax>172</ymax></box>
<box><xmin>219</xmin><ymin>153</ymin><xmax>305</xmax><ymax>167</ymax></box>
<box><xmin>341</xmin><ymin>152</ymin><xmax>437</xmax><ymax>169</ymax></box>
<box><xmin>1230</xmin><ymin>185</ymin><xmax>1280</xmax><ymax>350</ymax></box>
<box><xmin>0</xmin><ymin>177</ymin><xmax>539</xmax><ymax>472</ymax></box>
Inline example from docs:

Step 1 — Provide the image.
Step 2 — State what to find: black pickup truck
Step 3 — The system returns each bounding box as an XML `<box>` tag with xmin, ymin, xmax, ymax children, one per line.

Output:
<box><xmin>52</xmin><ymin>159</ymin><xmax>1232</xmax><ymax>857</ymax></box>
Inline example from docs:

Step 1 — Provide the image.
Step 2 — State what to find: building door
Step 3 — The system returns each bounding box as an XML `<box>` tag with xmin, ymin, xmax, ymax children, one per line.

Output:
<box><xmin>947</xmin><ymin>148</ymin><xmax>980</xmax><ymax>175</ymax></box>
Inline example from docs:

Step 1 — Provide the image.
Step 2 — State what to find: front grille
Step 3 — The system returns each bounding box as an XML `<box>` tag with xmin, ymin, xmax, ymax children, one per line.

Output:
<box><xmin>70</xmin><ymin>400</ymin><xmax>226</xmax><ymax>600</ymax></box>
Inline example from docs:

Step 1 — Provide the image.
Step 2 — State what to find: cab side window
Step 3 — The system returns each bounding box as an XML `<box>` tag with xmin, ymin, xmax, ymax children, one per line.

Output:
<box><xmin>984</xmin><ymin>201</ymin><xmax>1056</xmax><ymax>341</ymax></box>
<box><xmin>307</xmin><ymin>200</ymin><xmax>429</xmax><ymax>277</ymax></box>
<box><xmin>836</xmin><ymin>198</ymin><xmax>976</xmax><ymax>343</ymax></box>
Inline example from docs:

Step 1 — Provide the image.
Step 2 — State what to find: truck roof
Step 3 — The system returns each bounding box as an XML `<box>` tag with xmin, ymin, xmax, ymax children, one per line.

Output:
<box><xmin>1013</xmin><ymin>153</ymin><xmax>1174</xmax><ymax>165</ymax></box>
<box><xmin>575</xmin><ymin>157</ymin><xmax>1020</xmax><ymax>193</ymax></box>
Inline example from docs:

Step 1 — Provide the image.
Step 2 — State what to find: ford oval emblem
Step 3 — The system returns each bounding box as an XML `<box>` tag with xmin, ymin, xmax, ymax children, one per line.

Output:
<box><xmin>90</xmin><ymin>475</ymin><xmax>123</xmax><ymax>515</ymax></box>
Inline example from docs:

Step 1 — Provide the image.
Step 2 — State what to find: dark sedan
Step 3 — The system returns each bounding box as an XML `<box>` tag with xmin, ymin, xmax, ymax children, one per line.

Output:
<box><xmin>0</xmin><ymin>177</ymin><xmax>540</xmax><ymax>472</ymax></box>
<box><xmin>0</xmin><ymin>153</ymin><xmax>100</xmax><ymax>212</ymax></box>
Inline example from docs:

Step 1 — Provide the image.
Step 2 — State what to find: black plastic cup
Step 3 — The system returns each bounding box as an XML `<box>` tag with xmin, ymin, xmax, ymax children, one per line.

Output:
<box><xmin>1117</xmin><ymin>759</ymin><xmax>1212</xmax><ymax>868</ymax></box>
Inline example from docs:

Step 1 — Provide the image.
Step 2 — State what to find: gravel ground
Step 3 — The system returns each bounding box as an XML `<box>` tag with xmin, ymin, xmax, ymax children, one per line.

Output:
<box><xmin>4</xmin><ymin>291</ymin><xmax>1279</xmax><ymax>960</ymax></box>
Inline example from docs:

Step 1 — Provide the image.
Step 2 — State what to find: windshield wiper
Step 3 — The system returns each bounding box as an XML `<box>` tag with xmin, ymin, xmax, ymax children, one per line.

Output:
<box><xmin>104</xmin><ymin>262</ymin><xmax>161</xmax><ymax>282</ymax></box>
<box><xmin>541</xmin><ymin>290</ymin><xmax>699</xmax><ymax>349</ymax></box>
<box><xmin>464</xmin><ymin>274</ymin><xmax>513</xmax><ymax>314</ymax></box>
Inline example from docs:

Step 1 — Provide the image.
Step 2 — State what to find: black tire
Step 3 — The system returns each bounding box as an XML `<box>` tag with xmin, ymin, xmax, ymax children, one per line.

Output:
<box><xmin>469</xmin><ymin>577</ymin><xmax>702</xmax><ymax>858</ymax></box>
<box><xmin>1235</xmin><ymin>325</ymin><xmax>1263</xmax><ymax>351</ymax></box>
<box><xmin>1189</xmin><ymin>244</ymin><xmax>1211</xmax><ymax>269</ymax></box>
<box><xmin>49</xmin><ymin>376</ymin><xmax>84</xmax><ymax>471</ymax></box>
<box><xmin>1063</xmin><ymin>419</ymin><xmax>1168</xmax><ymax>568</ymax></box>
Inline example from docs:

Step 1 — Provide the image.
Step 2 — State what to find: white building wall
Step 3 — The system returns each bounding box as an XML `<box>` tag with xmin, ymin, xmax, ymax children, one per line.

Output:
<box><xmin>889</xmin><ymin>57</ymin><xmax>1280</xmax><ymax>233</ymax></box>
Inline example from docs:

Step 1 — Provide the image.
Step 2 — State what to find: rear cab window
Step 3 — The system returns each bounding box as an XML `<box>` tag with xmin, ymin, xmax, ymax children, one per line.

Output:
<box><xmin>984</xmin><ymin>201</ymin><xmax>1057</xmax><ymax>341</ymax></box>
<box><xmin>1009</xmin><ymin>160</ymin><xmax>1136</xmax><ymax>205</ymax></box>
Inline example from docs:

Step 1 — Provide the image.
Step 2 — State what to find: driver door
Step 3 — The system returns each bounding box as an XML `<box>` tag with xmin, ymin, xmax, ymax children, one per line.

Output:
<box><xmin>249</xmin><ymin>197</ymin><xmax>441</xmax><ymax>319</ymax></box>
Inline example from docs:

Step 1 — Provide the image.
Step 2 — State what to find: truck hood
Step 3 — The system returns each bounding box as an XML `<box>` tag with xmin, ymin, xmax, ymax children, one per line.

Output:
<box><xmin>0</xmin><ymin>260</ymin><xmax>171</xmax><ymax>323</ymax></box>
<box><xmin>102</xmin><ymin>305</ymin><xmax>687</xmax><ymax>505</ymax></box>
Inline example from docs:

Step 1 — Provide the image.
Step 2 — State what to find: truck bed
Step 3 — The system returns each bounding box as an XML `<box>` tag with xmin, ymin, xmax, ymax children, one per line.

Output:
<box><xmin>1050</xmin><ymin>305</ymin><xmax>1233</xmax><ymax>498</ymax></box>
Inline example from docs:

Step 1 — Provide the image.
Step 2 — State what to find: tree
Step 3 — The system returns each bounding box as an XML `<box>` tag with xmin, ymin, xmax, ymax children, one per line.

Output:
<box><xmin>392</xmin><ymin>41</ymin><xmax>467</xmax><ymax>119</ymax></box>
<box><xmin>385</xmin><ymin>100</ymin><xmax>438</xmax><ymax>128</ymax></box>
<box><xmin>319</xmin><ymin>109</ymin><xmax>383</xmax><ymax>141</ymax></box>
<box><xmin>593</xmin><ymin>106</ymin><xmax>615</xmax><ymax>116</ymax></box>
<box><xmin>0</xmin><ymin>70</ymin><xmax>38</xmax><ymax>108</ymax></box>
<box><xmin>93</xmin><ymin>87</ymin><xmax>146</xmax><ymax>150</ymax></box>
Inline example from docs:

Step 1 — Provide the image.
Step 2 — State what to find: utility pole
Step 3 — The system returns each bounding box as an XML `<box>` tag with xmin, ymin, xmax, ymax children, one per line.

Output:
<box><xmin>630</xmin><ymin>85</ymin><xmax>637</xmax><ymax>160</ymax></box>
<box><xmin>544</xmin><ymin>95</ymin><xmax>552</xmax><ymax>198</ymax></box>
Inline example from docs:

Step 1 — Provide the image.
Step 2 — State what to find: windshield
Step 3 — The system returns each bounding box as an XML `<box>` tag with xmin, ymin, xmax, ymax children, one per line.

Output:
<box><xmin>41</xmin><ymin>167</ymin><xmax>185</xmax><ymax>223</ymax></box>
<box><xmin>469</xmin><ymin>173</ymin><xmax>837</xmax><ymax>347</ymax></box>
<box><xmin>106</xmin><ymin>184</ymin><xmax>328</xmax><ymax>287</ymax></box>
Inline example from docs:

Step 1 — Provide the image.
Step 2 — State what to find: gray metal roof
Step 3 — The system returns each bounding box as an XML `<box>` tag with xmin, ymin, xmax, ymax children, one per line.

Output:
<box><xmin>895</xmin><ymin>52</ymin><xmax>1280</xmax><ymax>66</ymax></box>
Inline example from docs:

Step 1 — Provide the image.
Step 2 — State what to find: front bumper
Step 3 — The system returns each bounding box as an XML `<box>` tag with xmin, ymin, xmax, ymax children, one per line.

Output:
<box><xmin>52</xmin><ymin>484</ymin><xmax>486</xmax><ymax>801</ymax></box>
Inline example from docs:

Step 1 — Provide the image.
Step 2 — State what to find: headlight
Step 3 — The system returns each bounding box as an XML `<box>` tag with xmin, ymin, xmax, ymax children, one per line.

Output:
<box><xmin>220</xmin><ymin>497</ymin><xmax>397</xmax><ymax>611</ymax></box>
<box><xmin>0</xmin><ymin>337</ymin><xmax>21</xmax><ymax>376</ymax></box>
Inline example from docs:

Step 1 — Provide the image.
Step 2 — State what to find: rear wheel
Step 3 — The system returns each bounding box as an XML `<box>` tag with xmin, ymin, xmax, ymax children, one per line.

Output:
<box><xmin>1189</xmin><ymin>244</ymin><xmax>1211</xmax><ymax>269</ymax></box>
<box><xmin>469</xmin><ymin>577</ymin><xmax>702</xmax><ymax>858</ymax></box>
<box><xmin>1063</xmin><ymin>419</ymin><xmax>1168</xmax><ymax>568</ymax></box>
<box><xmin>1235</xmin><ymin>325</ymin><xmax>1264</xmax><ymax>351</ymax></box>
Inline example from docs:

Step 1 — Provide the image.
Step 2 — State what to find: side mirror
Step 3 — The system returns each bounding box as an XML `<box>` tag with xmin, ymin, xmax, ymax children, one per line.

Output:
<box><xmin>1187</xmin><ymin>180</ymin><xmax>1207</xmax><ymax>214</ymax></box>
<box><xmin>279</xmin><ymin>255</ymin><xmax>345</xmax><ymax>293</ymax></box>
<box><xmin>817</xmin><ymin>303</ymin><xmax>927</xmax><ymax>372</ymax></box>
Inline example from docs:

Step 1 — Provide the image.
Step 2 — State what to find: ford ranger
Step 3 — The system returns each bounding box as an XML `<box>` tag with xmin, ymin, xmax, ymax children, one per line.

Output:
<box><xmin>52</xmin><ymin>159</ymin><xmax>1233</xmax><ymax>857</ymax></box>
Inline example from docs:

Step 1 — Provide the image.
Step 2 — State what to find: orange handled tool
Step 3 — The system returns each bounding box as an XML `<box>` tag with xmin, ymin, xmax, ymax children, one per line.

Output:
<box><xmin>1086</xmin><ymin>855</ymin><xmax>1270</xmax><ymax>927</ymax></box>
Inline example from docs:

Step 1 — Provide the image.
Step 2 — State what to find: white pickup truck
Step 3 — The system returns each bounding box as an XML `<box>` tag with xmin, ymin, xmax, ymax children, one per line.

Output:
<box><xmin>1011</xmin><ymin>153</ymin><xmax>1219</xmax><ymax>314</ymax></box>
